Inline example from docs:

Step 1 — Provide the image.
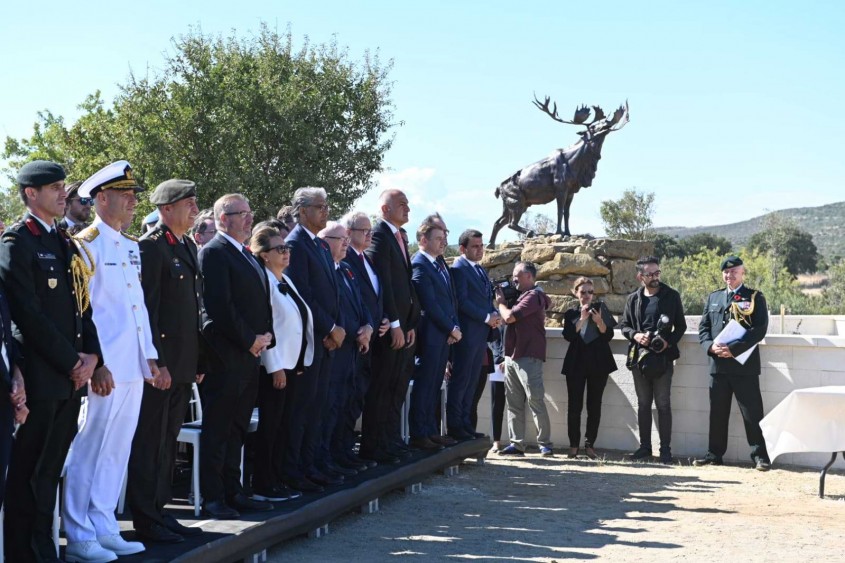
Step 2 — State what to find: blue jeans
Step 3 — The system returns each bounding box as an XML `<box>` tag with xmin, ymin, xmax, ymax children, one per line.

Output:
<box><xmin>632</xmin><ymin>364</ymin><xmax>673</xmax><ymax>452</ymax></box>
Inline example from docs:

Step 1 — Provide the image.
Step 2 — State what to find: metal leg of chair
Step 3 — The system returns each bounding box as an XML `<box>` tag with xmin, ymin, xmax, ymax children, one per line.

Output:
<box><xmin>440</xmin><ymin>382</ymin><xmax>448</xmax><ymax>436</ymax></box>
<box><xmin>819</xmin><ymin>451</ymin><xmax>842</xmax><ymax>499</ymax></box>
<box><xmin>54</xmin><ymin>488</ymin><xmax>60</xmax><ymax>557</ymax></box>
<box><xmin>192</xmin><ymin>443</ymin><xmax>201</xmax><ymax>516</ymax></box>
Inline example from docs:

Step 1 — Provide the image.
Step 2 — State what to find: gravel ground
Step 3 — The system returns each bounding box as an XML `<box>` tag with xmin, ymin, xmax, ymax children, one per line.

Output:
<box><xmin>267</xmin><ymin>449</ymin><xmax>845</xmax><ymax>562</ymax></box>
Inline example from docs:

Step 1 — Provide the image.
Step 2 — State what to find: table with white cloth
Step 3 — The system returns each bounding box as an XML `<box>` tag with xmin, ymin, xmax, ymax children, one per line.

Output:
<box><xmin>760</xmin><ymin>386</ymin><xmax>845</xmax><ymax>498</ymax></box>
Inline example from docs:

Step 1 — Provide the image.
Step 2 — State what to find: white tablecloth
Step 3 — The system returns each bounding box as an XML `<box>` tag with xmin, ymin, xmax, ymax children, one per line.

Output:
<box><xmin>760</xmin><ymin>386</ymin><xmax>845</xmax><ymax>462</ymax></box>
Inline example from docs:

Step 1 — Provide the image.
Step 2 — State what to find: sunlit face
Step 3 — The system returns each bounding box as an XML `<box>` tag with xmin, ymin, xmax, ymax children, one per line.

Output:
<box><xmin>463</xmin><ymin>235</ymin><xmax>484</xmax><ymax>262</ymax></box>
<box><xmin>512</xmin><ymin>264</ymin><xmax>535</xmax><ymax>292</ymax></box>
<box><xmin>220</xmin><ymin>199</ymin><xmax>253</xmax><ymax>243</ymax></box>
<box><xmin>723</xmin><ymin>265</ymin><xmax>745</xmax><ymax>290</ymax></box>
<box><xmin>637</xmin><ymin>262</ymin><xmax>661</xmax><ymax>290</ymax></box>
<box><xmin>348</xmin><ymin>217</ymin><xmax>373</xmax><ymax>252</ymax></box>
<box><xmin>300</xmin><ymin>195</ymin><xmax>330</xmax><ymax>232</ymax></box>
<box><xmin>259</xmin><ymin>234</ymin><xmax>290</xmax><ymax>272</ymax></box>
<box><xmin>65</xmin><ymin>194</ymin><xmax>92</xmax><ymax>223</ymax></box>
<box><xmin>421</xmin><ymin>227</ymin><xmax>446</xmax><ymax>258</ymax></box>
<box><xmin>99</xmin><ymin>188</ymin><xmax>138</xmax><ymax>228</ymax></box>
<box><xmin>382</xmin><ymin>192</ymin><xmax>410</xmax><ymax>227</ymax></box>
<box><xmin>575</xmin><ymin>283</ymin><xmax>595</xmax><ymax>306</ymax></box>
<box><xmin>322</xmin><ymin>226</ymin><xmax>350</xmax><ymax>263</ymax></box>
<box><xmin>194</xmin><ymin>219</ymin><xmax>216</xmax><ymax>246</ymax></box>
<box><xmin>165</xmin><ymin>196</ymin><xmax>199</xmax><ymax>233</ymax></box>
<box><xmin>26</xmin><ymin>180</ymin><xmax>66</xmax><ymax>220</ymax></box>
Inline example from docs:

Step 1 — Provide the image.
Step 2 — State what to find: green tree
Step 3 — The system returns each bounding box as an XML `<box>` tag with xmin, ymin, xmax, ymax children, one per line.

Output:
<box><xmin>599</xmin><ymin>188</ymin><xmax>655</xmax><ymax>240</ymax></box>
<box><xmin>518</xmin><ymin>211</ymin><xmax>555</xmax><ymax>239</ymax></box>
<box><xmin>746</xmin><ymin>213</ymin><xmax>820</xmax><ymax>276</ymax></box>
<box><xmin>3</xmin><ymin>24</ymin><xmax>396</xmax><ymax>230</ymax></box>
<box><xmin>819</xmin><ymin>260</ymin><xmax>845</xmax><ymax>314</ymax></box>
<box><xmin>652</xmin><ymin>233</ymin><xmax>682</xmax><ymax>260</ymax></box>
<box><xmin>678</xmin><ymin>232</ymin><xmax>733</xmax><ymax>258</ymax></box>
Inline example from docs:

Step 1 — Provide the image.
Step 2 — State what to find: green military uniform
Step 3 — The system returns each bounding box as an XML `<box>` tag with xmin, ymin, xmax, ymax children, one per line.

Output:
<box><xmin>698</xmin><ymin>278</ymin><xmax>770</xmax><ymax>464</ymax></box>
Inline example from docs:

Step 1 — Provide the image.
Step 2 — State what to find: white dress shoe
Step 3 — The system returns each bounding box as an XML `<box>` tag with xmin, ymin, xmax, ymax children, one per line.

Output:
<box><xmin>97</xmin><ymin>533</ymin><xmax>146</xmax><ymax>556</ymax></box>
<box><xmin>65</xmin><ymin>540</ymin><xmax>118</xmax><ymax>563</ymax></box>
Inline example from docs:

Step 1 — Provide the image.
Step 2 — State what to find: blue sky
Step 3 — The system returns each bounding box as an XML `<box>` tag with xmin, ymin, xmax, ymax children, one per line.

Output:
<box><xmin>2</xmin><ymin>1</ymin><xmax>843</xmax><ymax>240</ymax></box>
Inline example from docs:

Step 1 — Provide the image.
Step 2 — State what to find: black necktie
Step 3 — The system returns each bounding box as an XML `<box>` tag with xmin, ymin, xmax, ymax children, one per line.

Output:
<box><xmin>242</xmin><ymin>247</ymin><xmax>266</xmax><ymax>290</ymax></box>
<box><xmin>435</xmin><ymin>261</ymin><xmax>449</xmax><ymax>286</ymax></box>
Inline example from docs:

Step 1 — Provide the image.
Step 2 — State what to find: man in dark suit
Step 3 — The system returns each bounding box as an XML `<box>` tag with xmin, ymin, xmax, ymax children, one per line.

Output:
<box><xmin>127</xmin><ymin>179</ymin><xmax>205</xmax><ymax>542</ymax></box>
<box><xmin>409</xmin><ymin>223</ymin><xmax>461</xmax><ymax>449</ymax></box>
<box><xmin>0</xmin><ymin>284</ymin><xmax>28</xmax><ymax>509</ymax></box>
<box><xmin>198</xmin><ymin>193</ymin><xmax>274</xmax><ymax>518</ymax></box>
<box><xmin>0</xmin><ymin>160</ymin><xmax>101</xmax><ymax>562</ymax></box>
<box><xmin>695</xmin><ymin>256</ymin><xmax>771</xmax><ymax>471</ymax></box>
<box><xmin>282</xmin><ymin>187</ymin><xmax>347</xmax><ymax>491</ymax></box>
<box><xmin>317</xmin><ymin>221</ymin><xmax>373</xmax><ymax>474</ymax></box>
<box><xmin>449</xmin><ymin>229</ymin><xmax>501</xmax><ymax>439</ymax></box>
<box><xmin>340</xmin><ymin>212</ymin><xmax>388</xmax><ymax>469</ymax></box>
<box><xmin>361</xmin><ymin>189</ymin><xmax>421</xmax><ymax>463</ymax></box>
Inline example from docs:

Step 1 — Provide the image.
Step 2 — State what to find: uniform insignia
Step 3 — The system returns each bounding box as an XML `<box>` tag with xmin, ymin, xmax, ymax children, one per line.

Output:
<box><xmin>129</xmin><ymin>250</ymin><xmax>141</xmax><ymax>266</ymax></box>
<box><xmin>76</xmin><ymin>226</ymin><xmax>100</xmax><ymax>243</ymax></box>
<box><xmin>37</xmin><ymin>252</ymin><xmax>57</xmax><ymax>259</ymax></box>
<box><xmin>165</xmin><ymin>231</ymin><xmax>178</xmax><ymax>245</ymax></box>
<box><xmin>121</xmin><ymin>231</ymin><xmax>139</xmax><ymax>242</ymax></box>
<box><xmin>173</xmin><ymin>258</ymin><xmax>182</xmax><ymax>267</ymax></box>
<box><xmin>25</xmin><ymin>218</ymin><xmax>41</xmax><ymax>236</ymax></box>
<box><xmin>48</xmin><ymin>278</ymin><xmax>58</xmax><ymax>289</ymax></box>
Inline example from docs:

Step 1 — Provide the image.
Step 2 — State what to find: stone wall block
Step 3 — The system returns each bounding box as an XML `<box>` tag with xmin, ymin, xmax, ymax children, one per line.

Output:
<box><xmin>610</xmin><ymin>259</ymin><xmax>639</xmax><ymax>294</ymax></box>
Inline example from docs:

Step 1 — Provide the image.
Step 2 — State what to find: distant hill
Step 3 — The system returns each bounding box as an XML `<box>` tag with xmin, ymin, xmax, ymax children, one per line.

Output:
<box><xmin>656</xmin><ymin>201</ymin><xmax>845</xmax><ymax>260</ymax></box>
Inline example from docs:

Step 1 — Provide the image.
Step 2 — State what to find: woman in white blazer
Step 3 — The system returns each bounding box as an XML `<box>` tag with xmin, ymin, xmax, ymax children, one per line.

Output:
<box><xmin>249</xmin><ymin>224</ymin><xmax>314</xmax><ymax>502</ymax></box>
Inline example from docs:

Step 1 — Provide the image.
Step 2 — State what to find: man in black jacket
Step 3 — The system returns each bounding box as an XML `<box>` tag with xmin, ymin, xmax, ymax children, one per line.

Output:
<box><xmin>0</xmin><ymin>160</ymin><xmax>101</xmax><ymax>562</ymax></box>
<box><xmin>127</xmin><ymin>179</ymin><xmax>205</xmax><ymax>542</ymax></box>
<box><xmin>694</xmin><ymin>256</ymin><xmax>770</xmax><ymax>471</ymax></box>
<box><xmin>619</xmin><ymin>255</ymin><xmax>687</xmax><ymax>464</ymax></box>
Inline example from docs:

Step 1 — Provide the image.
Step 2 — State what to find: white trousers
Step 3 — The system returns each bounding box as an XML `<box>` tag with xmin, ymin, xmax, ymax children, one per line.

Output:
<box><xmin>63</xmin><ymin>380</ymin><xmax>144</xmax><ymax>542</ymax></box>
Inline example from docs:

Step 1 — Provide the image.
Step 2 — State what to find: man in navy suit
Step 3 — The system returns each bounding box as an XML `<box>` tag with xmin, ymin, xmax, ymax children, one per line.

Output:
<box><xmin>198</xmin><ymin>193</ymin><xmax>274</xmax><ymax>518</ymax></box>
<box><xmin>0</xmin><ymin>288</ymin><xmax>27</xmax><ymax>509</ymax></box>
<box><xmin>340</xmin><ymin>212</ymin><xmax>388</xmax><ymax>469</ymax></box>
<box><xmin>317</xmin><ymin>221</ymin><xmax>373</xmax><ymax>474</ymax></box>
<box><xmin>409</xmin><ymin>223</ymin><xmax>461</xmax><ymax>449</ymax></box>
<box><xmin>282</xmin><ymin>187</ymin><xmax>347</xmax><ymax>491</ymax></box>
<box><xmin>449</xmin><ymin>229</ymin><xmax>501</xmax><ymax>439</ymax></box>
<box><xmin>361</xmin><ymin>190</ymin><xmax>420</xmax><ymax>463</ymax></box>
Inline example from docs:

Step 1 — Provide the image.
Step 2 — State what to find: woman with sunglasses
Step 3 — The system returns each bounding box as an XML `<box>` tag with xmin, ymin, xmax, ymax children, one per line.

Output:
<box><xmin>561</xmin><ymin>277</ymin><xmax>617</xmax><ymax>459</ymax></box>
<box><xmin>249</xmin><ymin>224</ymin><xmax>314</xmax><ymax>501</ymax></box>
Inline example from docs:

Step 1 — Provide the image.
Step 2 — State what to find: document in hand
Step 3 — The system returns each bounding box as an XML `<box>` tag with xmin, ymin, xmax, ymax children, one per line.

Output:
<box><xmin>713</xmin><ymin>319</ymin><xmax>756</xmax><ymax>365</ymax></box>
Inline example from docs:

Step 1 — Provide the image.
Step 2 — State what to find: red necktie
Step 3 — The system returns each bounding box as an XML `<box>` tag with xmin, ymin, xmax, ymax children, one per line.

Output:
<box><xmin>394</xmin><ymin>230</ymin><xmax>408</xmax><ymax>263</ymax></box>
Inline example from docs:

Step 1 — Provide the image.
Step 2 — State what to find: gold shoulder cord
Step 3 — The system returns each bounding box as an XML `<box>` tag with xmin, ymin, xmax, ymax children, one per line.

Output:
<box><xmin>730</xmin><ymin>290</ymin><xmax>757</xmax><ymax>327</ymax></box>
<box><xmin>71</xmin><ymin>241</ymin><xmax>95</xmax><ymax>314</ymax></box>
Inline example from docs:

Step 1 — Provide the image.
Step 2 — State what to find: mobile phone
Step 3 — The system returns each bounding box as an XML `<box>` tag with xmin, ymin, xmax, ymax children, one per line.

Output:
<box><xmin>590</xmin><ymin>301</ymin><xmax>601</xmax><ymax>312</ymax></box>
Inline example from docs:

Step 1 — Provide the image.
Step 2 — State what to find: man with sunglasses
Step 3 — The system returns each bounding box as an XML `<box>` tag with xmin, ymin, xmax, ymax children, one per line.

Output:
<box><xmin>619</xmin><ymin>255</ymin><xmax>686</xmax><ymax>464</ymax></box>
<box><xmin>59</xmin><ymin>181</ymin><xmax>92</xmax><ymax>235</ymax></box>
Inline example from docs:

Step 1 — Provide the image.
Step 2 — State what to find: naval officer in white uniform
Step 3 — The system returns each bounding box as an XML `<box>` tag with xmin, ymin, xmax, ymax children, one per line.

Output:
<box><xmin>63</xmin><ymin>161</ymin><xmax>162</xmax><ymax>563</ymax></box>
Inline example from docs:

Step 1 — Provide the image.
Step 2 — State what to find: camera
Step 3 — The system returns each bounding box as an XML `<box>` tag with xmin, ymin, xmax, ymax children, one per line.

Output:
<box><xmin>493</xmin><ymin>277</ymin><xmax>520</xmax><ymax>307</ymax></box>
<box><xmin>646</xmin><ymin>314</ymin><xmax>670</xmax><ymax>353</ymax></box>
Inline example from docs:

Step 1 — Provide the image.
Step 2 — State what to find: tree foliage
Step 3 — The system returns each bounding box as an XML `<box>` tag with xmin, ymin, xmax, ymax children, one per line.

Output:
<box><xmin>653</xmin><ymin>232</ymin><xmax>733</xmax><ymax>261</ymax></box>
<box><xmin>599</xmin><ymin>188</ymin><xmax>655</xmax><ymax>240</ymax></box>
<box><xmin>746</xmin><ymin>213</ymin><xmax>819</xmax><ymax>276</ymax></box>
<box><xmin>2</xmin><ymin>24</ymin><xmax>396</xmax><ymax>228</ymax></box>
<box><xmin>518</xmin><ymin>212</ymin><xmax>556</xmax><ymax>239</ymax></box>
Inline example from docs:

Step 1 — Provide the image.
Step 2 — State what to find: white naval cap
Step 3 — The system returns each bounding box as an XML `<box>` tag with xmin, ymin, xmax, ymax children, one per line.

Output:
<box><xmin>78</xmin><ymin>160</ymin><xmax>144</xmax><ymax>198</ymax></box>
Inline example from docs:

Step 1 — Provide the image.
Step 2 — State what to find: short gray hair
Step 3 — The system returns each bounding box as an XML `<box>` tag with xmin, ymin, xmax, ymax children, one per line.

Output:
<box><xmin>292</xmin><ymin>187</ymin><xmax>328</xmax><ymax>221</ymax></box>
<box><xmin>317</xmin><ymin>220</ymin><xmax>343</xmax><ymax>239</ymax></box>
<box><xmin>340</xmin><ymin>210</ymin><xmax>369</xmax><ymax>230</ymax></box>
<box><xmin>213</xmin><ymin>193</ymin><xmax>248</xmax><ymax>227</ymax></box>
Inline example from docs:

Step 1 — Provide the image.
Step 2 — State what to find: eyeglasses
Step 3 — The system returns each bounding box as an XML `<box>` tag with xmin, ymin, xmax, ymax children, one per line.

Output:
<box><xmin>223</xmin><ymin>210</ymin><xmax>253</xmax><ymax>218</ymax></box>
<box><xmin>641</xmin><ymin>270</ymin><xmax>661</xmax><ymax>278</ymax></box>
<box><xmin>580</xmin><ymin>290</ymin><xmax>595</xmax><ymax>295</ymax></box>
<box><xmin>308</xmin><ymin>204</ymin><xmax>330</xmax><ymax>212</ymax></box>
<box><xmin>350</xmin><ymin>228</ymin><xmax>373</xmax><ymax>236</ymax></box>
<box><xmin>269</xmin><ymin>244</ymin><xmax>290</xmax><ymax>254</ymax></box>
<box><xmin>70</xmin><ymin>197</ymin><xmax>93</xmax><ymax>205</ymax></box>
<box><xmin>323</xmin><ymin>235</ymin><xmax>351</xmax><ymax>243</ymax></box>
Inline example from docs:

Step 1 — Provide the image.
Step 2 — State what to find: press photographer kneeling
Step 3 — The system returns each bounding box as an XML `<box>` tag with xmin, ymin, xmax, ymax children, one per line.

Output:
<box><xmin>619</xmin><ymin>256</ymin><xmax>687</xmax><ymax>464</ymax></box>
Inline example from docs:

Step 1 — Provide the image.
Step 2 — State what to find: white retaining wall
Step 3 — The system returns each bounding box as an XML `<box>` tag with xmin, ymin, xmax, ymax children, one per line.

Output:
<box><xmin>477</xmin><ymin>329</ymin><xmax>845</xmax><ymax>468</ymax></box>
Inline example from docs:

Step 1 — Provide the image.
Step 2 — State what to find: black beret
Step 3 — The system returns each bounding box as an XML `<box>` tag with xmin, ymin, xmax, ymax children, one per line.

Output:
<box><xmin>720</xmin><ymin>255</ymin><xmax>743</xmax><ymax>270</ymax></box>
<box><xmin>149</xmin><ymin>179</ymin><xmax>197</xmax><ymax>206</ymax></box>
<box><xmin>17</xmin><ymin>160</ymin><xmax>66</xmax><ymax>188</ymax></box>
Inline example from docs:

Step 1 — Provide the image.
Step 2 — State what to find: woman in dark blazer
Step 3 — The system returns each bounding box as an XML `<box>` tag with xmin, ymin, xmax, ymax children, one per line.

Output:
<box><xmin>561</xmin><ymin>277</ymin><xmax>617</xmax><ymax>459</ymax></box>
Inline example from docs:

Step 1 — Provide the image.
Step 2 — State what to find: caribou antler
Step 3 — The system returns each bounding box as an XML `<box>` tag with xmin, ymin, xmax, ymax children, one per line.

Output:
<box><xmin>591</xmin><ymin>106</ymin><xmax>606</xmax><ymax>123</ymax></box>
<box><xmin>608</xmin><ymin>100</ymin><xmax>630</xmax><ymax>131</ymax></box>
<box><xmin>533</xmin><ymin>94</ymin><xmax>590</xmax><ymax>125</ymax></box>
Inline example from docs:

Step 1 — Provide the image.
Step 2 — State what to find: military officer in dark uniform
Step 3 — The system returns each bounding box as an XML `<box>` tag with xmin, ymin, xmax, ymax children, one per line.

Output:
<box><xmin>694</xmin><ymin>256</ymin><xmax>771</xmax><ymax>471</ymax></box>
<box><xmin>0</xmin><ymin>160</ymin><xmax>101</xmax><ymax>562</ymax></box>
<box><xmin>127</xmin><ymin>179</ymin><xmax>205</xmax><ymax>543</ymax></box>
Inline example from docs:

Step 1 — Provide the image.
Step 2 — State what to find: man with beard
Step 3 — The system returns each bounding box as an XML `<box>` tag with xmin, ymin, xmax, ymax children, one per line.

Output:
<box><xmin>59</xmin><ymin>181</ymin><xmax>92</xmax><ymax>235</ymax></box>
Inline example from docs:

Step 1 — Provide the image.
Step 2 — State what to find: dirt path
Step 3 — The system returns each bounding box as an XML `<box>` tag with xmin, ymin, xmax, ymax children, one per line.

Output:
<box><xmin>268</xmin><ymin>451</ymin><xmax>845</xmax><ymax>562</ymax></box>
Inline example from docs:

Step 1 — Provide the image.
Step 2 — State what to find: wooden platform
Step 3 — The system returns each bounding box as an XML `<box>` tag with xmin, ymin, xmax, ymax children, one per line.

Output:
<box><xmin>112</xmin><ymin>438</ymin><xmax>490</xmax><ymax>563</ymax></box>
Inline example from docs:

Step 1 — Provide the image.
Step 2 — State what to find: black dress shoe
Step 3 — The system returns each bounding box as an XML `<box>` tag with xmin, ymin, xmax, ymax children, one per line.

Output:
<box><xmin>386</xmin><ymin>444</ymin><xmax>412</xmax><ymax>458</ymax></box>
<box><xmin>754</xmin><ymin>458</ymin><xmax>771</xmax><ymax>472</ymax></box>
<box><xmin>468</xmin><ymin>431</ymin><xmax>488</xmax><ymax>439</ymax></box>
<box><xmin>693</xmin><ymin>453</ymin><xmax>723</xmax><ymax>467</ymax></box>
<box><xmin>162</xmin><ymin>514</ymin><xmax>202</xmax><ymax>537</ymax></box>
<box><xmin>202</xmin><ymin>500</ymin><xmax>240</xmax><ymax>519</ymax></box>
<box><xmin>447</xmin><ymin>429</ymin><xmax>473</xmax><ymax>441</ymax></box>
<box><xmin>227</xmin><ymin>492</ymin><xmax>274</xmax><ymax>512</ymax></box>
<box><xmin>430</xmin><ymin>434</ymin><xmax>457</xmax><ymax>446</ymax></box>
<box><xmin>323</xmin><ymin>462</ymin><xmax>358</xmax><ymax>477</ymax></box>
<box><xmin>360</xmin><ymin>450</ymin><xmax>400</xmax><ymax>464</ymax></box>
<box><xmin>409</xmin><ymin>436</ymin><xmax>444</xmax><ymax>450</ymax></box>
<box><xmin>278</xmin><ymin>483</ymin><xmax>302</xmax><ymax>500</ymax></box>
<box><xmin>349</xmin><ymin>454</ymin><xmax>377</xmax><ymax>468</ymax></box>
<box><xmin>251</xmin><ymin>484</ymin><xmax>291</xmax><ymax>502</ymax></box>
<box><xmin>307</xmin><ymin>470</ymin><xmax>344</xmax><ymax>486</ymax></box>
<box><xmin>336</xmin><ymin>457</ymin><xmax>369</xmax><ymax>471</ymax></box>
<box><xmin>284</xmin><ymin>476</ymin><xmax>324</xmax><ymax>493</ymax></box>
<box><xmin>136</xmin><ymin>523</ymin><xmax>184</xmax><ymax>544</ymax></box>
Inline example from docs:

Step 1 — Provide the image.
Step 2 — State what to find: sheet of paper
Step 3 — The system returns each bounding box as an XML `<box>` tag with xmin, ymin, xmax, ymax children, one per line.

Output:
<box><xmin>714</xmin><ymin>319</ymin><xmax>757</xmax><ymax>365</ymax></box>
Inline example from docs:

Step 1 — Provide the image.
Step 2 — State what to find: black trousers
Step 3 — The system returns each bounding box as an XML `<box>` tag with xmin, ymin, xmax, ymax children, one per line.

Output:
<box><xmin>5</xmin><ymin>397</ymin><xmax>81</xmax><ymax>563</ymax></box>
<box><xmin>126</xmin><ymin>381</ymin><xmax>192</xmax><ymax>530</ymax></box>
<box><xmin>470</xmin><ymin>365</ymin><xmax>488</xmax><ymax>431</ymax></box>
<box><xmin>565</xmin><ymin>370</ymin><xmax>609</xmax><ymax>448</ymax></box>
<box><xmin>281</xmin><ymin>345</ymin><xmax>330</xmax><ymax>478</ymax></box>
<box><xmin>708</xmin><ymin>372</ymin><xmax>769</xmax><ymax>461</ymax></box>
<box><xmin>490</xmin><ymin>381</ymin><xmax>506</xmax><ymax>442</ymax></box>
<box><xmin>339</xmin><ymin>352</ymin><xmax>372</xmax><ymax>456</ymax></box>
<box><xmin>199</xmin><ymin>363</ymin><xmax>259</xmax><ymax>503</ymax></box>
<box><xmin>361</xmin><ymin>338</ymin><xmax>412</xmax><ymax>454</ymax></box>
<box><xmin>0</xmin><ymin>396</ymin><xmax>13</xmax><ymax>508</ymax></box>
<box><xmin>253</xmin><ymin>367</ymin><xmax>287</xmax><ymax>491</ymax></box>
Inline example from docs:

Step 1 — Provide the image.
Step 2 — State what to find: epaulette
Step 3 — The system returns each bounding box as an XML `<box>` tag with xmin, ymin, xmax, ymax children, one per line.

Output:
<box><xmin>75</xmin><ymin>226</ymin><xmax>100</xmax><ymax>243</ymax></box>
<box><xmin>121</xmin><ymin>231</ymin><xmax>139</xmax><ymax>242</ymax></box>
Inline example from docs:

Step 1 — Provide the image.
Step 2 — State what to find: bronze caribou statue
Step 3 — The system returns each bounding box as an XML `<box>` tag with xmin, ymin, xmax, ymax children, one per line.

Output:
<box><xmin>488</xmin><ymin>95</ymin><xmax>629</xmax><ymax>247</ymax></box>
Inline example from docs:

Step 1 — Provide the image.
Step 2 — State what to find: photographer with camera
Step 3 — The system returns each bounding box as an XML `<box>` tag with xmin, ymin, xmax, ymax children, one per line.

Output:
<box><xmin>620</xmin><ymin>256</ymin><xmax>687</xmax><ymax>464</ymax></box>
<box><xmin>561</xmin><ymin>277</ymin><xmax>617</xmax><ymax>459</ymax></box>
<box><xmin>494</xmin><ymin>261</ymin><xmax>553</xmax><ymax>457</ymax></box>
